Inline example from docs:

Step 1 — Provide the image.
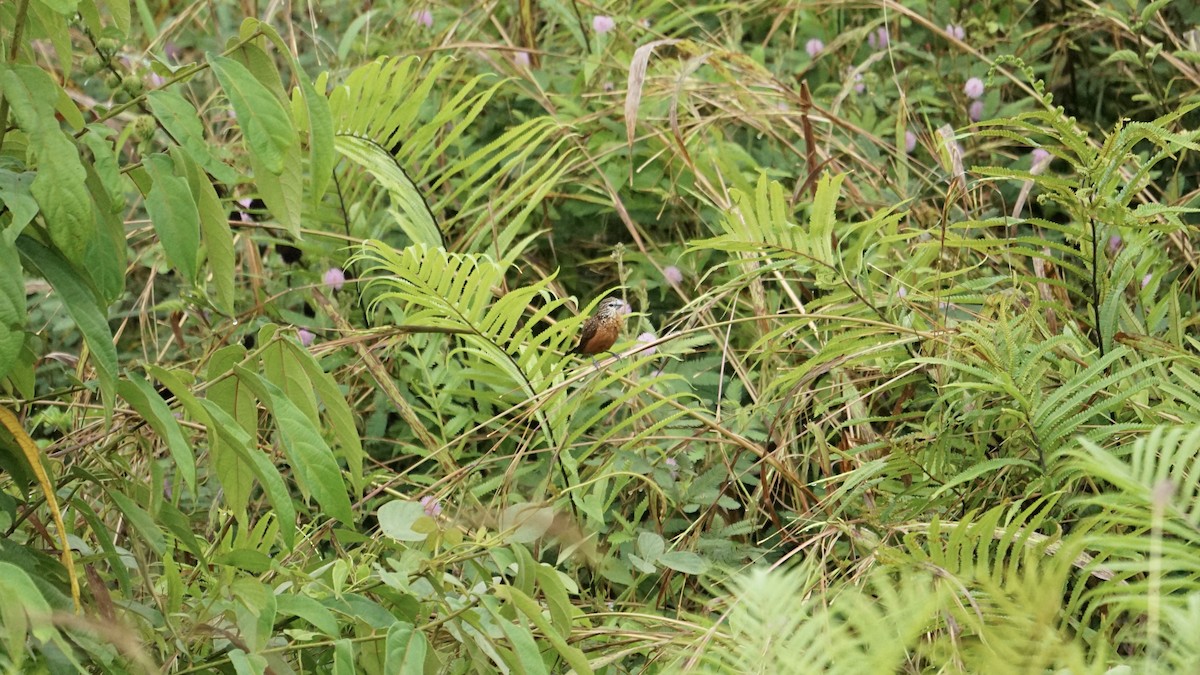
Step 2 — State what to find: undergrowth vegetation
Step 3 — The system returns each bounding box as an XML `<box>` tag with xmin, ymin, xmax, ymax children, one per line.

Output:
<box><xmin>2</xmin><ymin>0</ymin><xmax>1200</xmax><ymax>672</ymax></box>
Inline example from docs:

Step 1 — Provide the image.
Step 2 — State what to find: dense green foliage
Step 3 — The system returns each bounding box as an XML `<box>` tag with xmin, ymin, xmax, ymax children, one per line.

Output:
<box><xmin>2</xmin><ymin>0</ymin><xmax>1200</xmax><ymax>672</ymax></box>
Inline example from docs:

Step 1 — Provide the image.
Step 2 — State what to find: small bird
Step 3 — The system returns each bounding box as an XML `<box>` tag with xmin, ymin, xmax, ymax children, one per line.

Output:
<box><xmin>570</xmin><ymin>297</ymin><xmax>628</xmax><ymax>364</ymax></box>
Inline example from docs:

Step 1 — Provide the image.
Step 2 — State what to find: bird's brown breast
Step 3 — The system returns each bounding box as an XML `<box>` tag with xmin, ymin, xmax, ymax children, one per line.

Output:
<box><xmin>573</xmin><ymin>315</ymin><xmax>622</xmax><ymax>354</ymax></box>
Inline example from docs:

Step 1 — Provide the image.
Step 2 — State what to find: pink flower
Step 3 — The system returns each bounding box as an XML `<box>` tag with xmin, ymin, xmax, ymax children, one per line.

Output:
<box><xmin>847</xmin><ymin>70</ymin><xmax>864</xmax><ymax>93</ymax></box>
<box><xmin>593</xmin><ymin>15</ymin><xmax>615</xmax><ymax>34</ymax></box>
<box><xmin>618</xmin><ymin>301</ymin><xmax>633</xmax><ymax>316</ymax></box>
<box><xmin>665</xmin><ymin>456</ymin><xmax>678</xmax><ymax>479</ymax></box>
<box><xmin>513</xmin><ymin>51</ymin><xmax>531</xmax><ymax>67</ymax></box>
<box><xmin>1142</xmin><ymin>274</ymin><xmax>1152</xmax><ymax>288</ymax></box>
<box><xmin>904</xmin><ymin>130</ymin><xmax>917</xmax><ymax>154</ymax></box>
<box><xmin>867</xmin><ymin>26</ymin><xmax>890</xmax><ymax>50</ymax></box>
<box><xmin>412</xmin><ymin>10</ymin><xmax>433</xmax><ymax>28</ymax></box>
<box><xmin>323</xmin><ymin>267</ymin><xmax>346</xmax><ymax>291</ymax></box>
<box><xmin>1108</xmin><ymin>235</ymin><xmax>1122</xmax><ymax>253</ymax></box>
<box><xmin>896</xmin><ymin>287</ymin><xmax>908</xmax><ymax>298</ymax></box>
<box><xmin>964</xmin><ymin>77</ymin><xmax>984</xmax><ymax>99</ymax></box>
<box><xmin>420</xmin><ymin>495</ymin><xmax>442</xmax><ymax>517</ymax></box>
<box><xmin>946</xmin><ymin>24</ymin><xmax>965</xmax><ymax>41</ymax></box>
<box><xmin>664</xmin><ymin>265</ymin><xmax>683</xmax><ymax>285</ymax></box>
<box><xmin>1030</xmin><ymin>148</ymin><xmax>1052</xmax><ymax>175</ymax></box>
<box><xmin>297</xmin><ymin>329</ymin><xmax>315</xmax><ymax>346</ymax></box>
<box><xmin>636</xmin><ymin>332</ymin><xmax>657</xmax><ymax>356</ymax></box>
<box><xmin>805</xmin><ymin>38</ymin><xmax>824</xmax><ymax>58</ymax></box>
<box><xmin>968</xmin><ymin>100</ymin><xmax>985</xmax><ymax>122</ymax></box>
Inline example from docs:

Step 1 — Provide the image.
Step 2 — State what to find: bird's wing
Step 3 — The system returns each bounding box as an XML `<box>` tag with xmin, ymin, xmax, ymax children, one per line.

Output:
<box><xmin>571</xmin><ymin>318</ymin><xmax>598</xmax><ymax>354</ymax></box>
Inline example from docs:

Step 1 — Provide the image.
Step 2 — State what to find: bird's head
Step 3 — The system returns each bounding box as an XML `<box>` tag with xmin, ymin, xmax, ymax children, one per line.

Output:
<box><xmin>597</xmin><ymin>297</ymin><xmax>629</xmax><ymax>322</ymax></box>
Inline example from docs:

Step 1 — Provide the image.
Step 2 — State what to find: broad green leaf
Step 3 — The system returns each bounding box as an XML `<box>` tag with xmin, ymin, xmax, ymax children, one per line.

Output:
<box><xmin>0</xmin><ymin>170</ymin><xmax>38</xmax><ymax>238</ymax></box>
<box><xmin>210</xmin><ymin>54</ymin><xmax>302</xmax><ymax>237</ymax></box>
<box><xmin>277</xmin><ymin>593</ymin><xmax>340</xmax><ymax>637</ymax></box>
<box><xmin>231</xmin><ymin>578</ymin><xmax>277</xmax><ymax>652</ymax></box>
<box><xmin>378</xmin><ymin>500</ymin><xmax>432</xmax><ymax>542</ymax></box>
<box><xmin>200</xmin><ymin>399</ymin><xmax>298</xmax><ymax>550</ymax></box>
<box><xmin>254</xmin><ymin>20</ymin><xmax>335</xmax><ymax>207</ymax></box>
<box><xmin>80</xmin><ymin>129</ymin><xmax>128</xmax><ymax>212</ymax></box>
<box><xmin>171</xmin><ymin>148</ymin><xmax>237</xmax><ymax>315</ymax></box>
<box><xmin>118</xmin><ymin>374</ymin><xmax>196</xmax><ymax>495</ymax></box>
<box><xmin>262</xmin><ymin>339</ymin><xmax>319</xmax><ymax>425</ymax></box>
<box><xmin>106</xmin><ymin>488</ymin><xmax>166</xmax><ymax>556</ymax></box>
<box><xmin>658</xmin><ymin>551</ymin><xmax>708</xmax><ymax>574</ymax></box>
<box><xmin>0</xmin><ymin>561</ymin><xmax>57</xmax><ymax>649</ymax></box>
<box><xmin>228</xmin><ymin>649</ymin><xmax>268</xmax><ymax>675</ymax></box>
<box><xmin>333</xmin><ymin>639</ymin><xmax>355</xmax><ymax>675</ymax></box>
<box><xmin>234</xmin><ymin>367</ymin><xmax>354</xmax><ymax>524</ymax></box>
<box><xmin>533</xmin><ymin>564</ymin><xmax>574</xmax><ymax>638</ymax></box>
<box><xmin>204</xmin><ymin>346</ymin><xmax>260</xmax><ymax>521</ymax></box>
<box><xmin>77</xmin><ymin>0</ymin><xmax>102</xmax><ymax>38</ymax></box>
<box><xmin>80</xmin><ymin>169</ymin><xmax>126</xmax><ymax>306</ymax></box>
<box><xmin>498</xmin><ymin>503</ymin><xmax>556</xmax><ymax>544</ymax></box>
<box><xmin>101</xmin><ymin>0</ymin><xmax>131</xmax><ymax>34</ymax></box>
<box><xmin>637</xmin><ymin>532</ymin><xmax>665</xmax><ymax>564</ymax></box>
<box><xmin>147</xmin><ymin>364</ymin><xmax>251</xmax><ymax>528</ymax></box>
<box><xmin>32</xmin><ymin>0</ymin><xmax>76</xmax><ymax>15</ymax></box>
<box><xmin>383</xmin><ymin>621</ymin><xmax>428</xmax><ymax>675</ymax></box>
<box><xmin>232</xmin><ymin>41</ymin><xmax>290</xmax><ymax>104</ymax></box>
<box><xmin>285</xmin><ymin>341</ymin><xmax>364</xmax><ymax>493</ymax></box>
<box><xmin>0</xmin><ymin>236</ymin><xmax>24</xmax><ymax>382</ymax></box>
<box><xmin>298</xmin><ymin>77</ymin><xmax>335</xmax><ymax>207</ymax></box>
<box><xmin>156</xmin><ymin>500</ymin><xmax>207</xmax><ymax>563</ymax></box>
<box><xmin>144</xmin><ymin>154</ymin><xmax>201</xmax><ymax>284</ymax></box>
<box><xmin>146</xmin><ymin>90</ymin><xmax>241</xmax><ymax>184</ymax></box>
<box><xmin>496</xmin><ymin>585</ymin><xmax>593</xmax><ymax>675</ymax></box>
<box><xmin>250</xmin><ymin>136</ymin><xmax>303</xmax><ymax>239</ymax></box>
<box><xmin>16</xmin><ymin>238</ymin><xmax>117</xmax><ymax>412</ymax></box>
<box><xmin>27</xmin><ymin>2</ymin><xmax>73</xmax><ymax>78</ymax></box>
<box><xmin>497</xmin><ymin>618</ymin><xmax>549</xmax><ymax>675</ymax></box>
<box><xmin>209</xmin><ymin>55</ymin><xmax>298</xmax><ymax>174</ymax></box>
<box><xmin>1</xmin><ymin>67</ymin><xmax>94</xmax><ymax>267</ymax></box>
